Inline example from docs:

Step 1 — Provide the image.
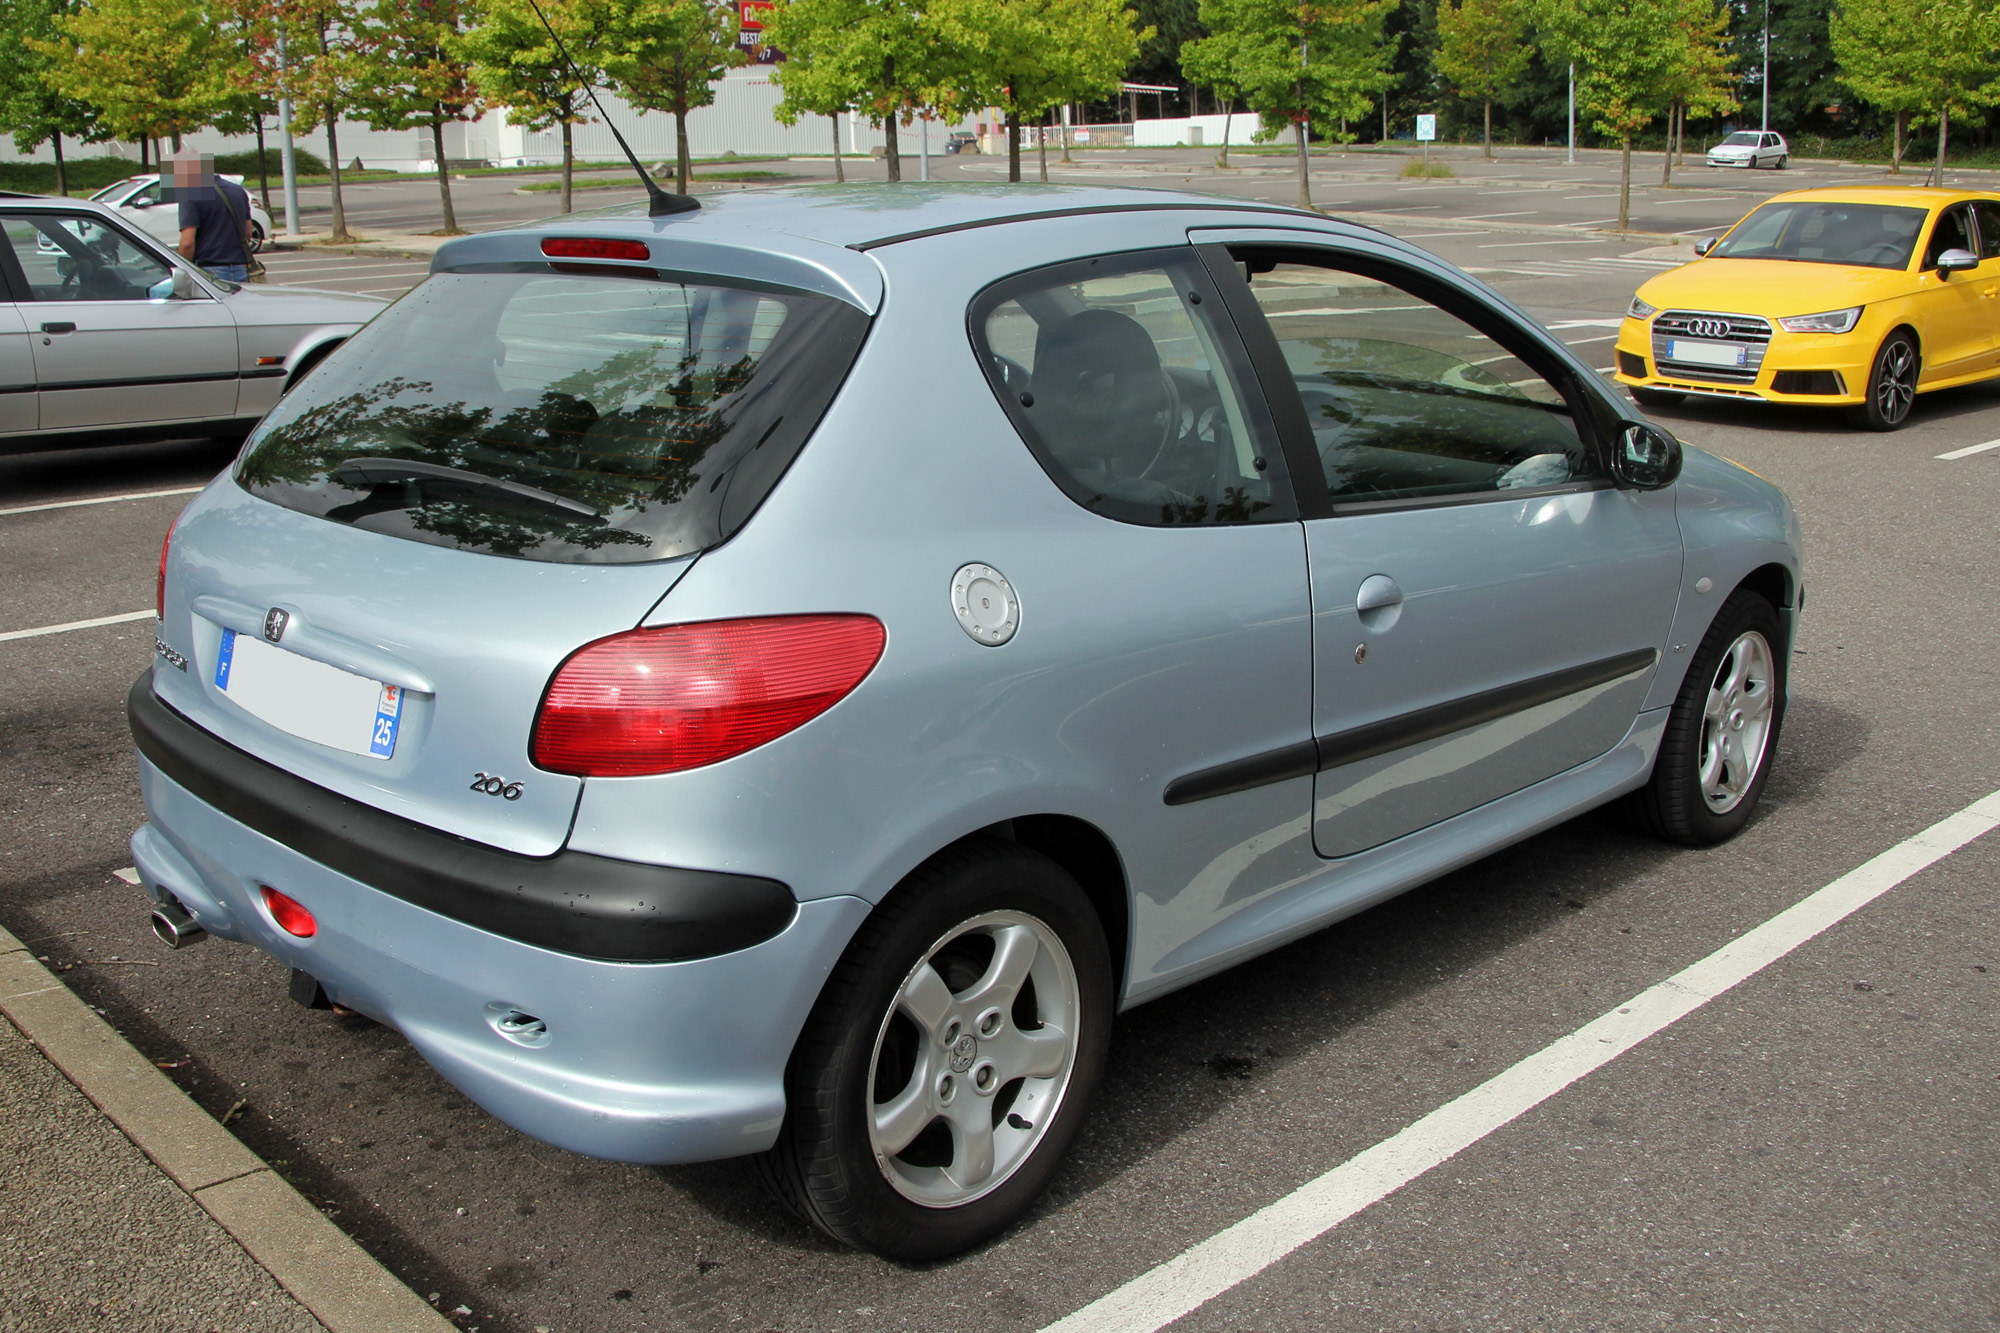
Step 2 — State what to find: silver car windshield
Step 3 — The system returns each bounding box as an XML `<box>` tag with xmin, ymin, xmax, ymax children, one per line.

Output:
<box><xmin>1720</xmin><ymin>132</ymin><xmax>1761</xmax><ymax>146</ymax></box>
<box><xmin>1708</xmin><ymin>201</ymin><xmax>1926</xmax><ymax>270</ymax></box>
<box><xmin>237</xmin><ymin>269</ymin><xmax>868</xmax><ymax>563</ymax></box>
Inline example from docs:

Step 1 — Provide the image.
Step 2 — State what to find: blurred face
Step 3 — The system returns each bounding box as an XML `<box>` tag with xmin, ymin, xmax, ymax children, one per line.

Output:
<box><xmin>171</xmin><ymin>155</ymin><xmax>213</xmax><ymax>190</ymax></box>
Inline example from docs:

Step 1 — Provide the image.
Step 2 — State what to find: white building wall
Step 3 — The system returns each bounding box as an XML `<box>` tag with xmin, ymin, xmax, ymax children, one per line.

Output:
<box><xmin>1131</xmin><ymin>114</ymin><xmax>1272</xmax><ymax>148</ymax></box>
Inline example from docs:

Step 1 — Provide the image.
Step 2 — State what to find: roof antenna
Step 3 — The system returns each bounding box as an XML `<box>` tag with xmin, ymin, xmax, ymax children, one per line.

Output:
<box><xmin>522</xmin><ymin>0</ymin><xmax>698</xmax><ymax>217</ymax></box>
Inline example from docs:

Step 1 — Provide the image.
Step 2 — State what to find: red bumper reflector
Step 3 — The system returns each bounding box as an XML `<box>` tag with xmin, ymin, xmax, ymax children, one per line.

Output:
<box><xmin>261</xmin><ymin>886</ymin><xmax>317</xmax><ymax>938</ymax></box>
<box><xmin>540</xmin><ymin>237</ymin><xmax>651</xmax><ymax>261</ymax></box>
<box><xmin>531</xmin><ymin>615</ymin><xmax>887</xmax><ymax>777</ymax></box>
<box><xmin>156</xmin><ymin>515</ymin><xmax>177</xmax><ymax>621</ymax></box>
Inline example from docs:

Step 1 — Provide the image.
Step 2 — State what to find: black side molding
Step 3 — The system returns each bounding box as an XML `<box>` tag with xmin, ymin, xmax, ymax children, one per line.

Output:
<box><xmin>128</xmin><ymin>674</ymin><xmax>797</xmax><ymax>963</ymax></box>
<box><xmin>1164</xmin><ymin>649</ymin><xmax>1660</xmax><ymax>806</ymax></box>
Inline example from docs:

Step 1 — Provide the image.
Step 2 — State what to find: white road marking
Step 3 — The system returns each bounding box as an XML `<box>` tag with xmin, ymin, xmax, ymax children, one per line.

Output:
<box><xmin>1563</xmin><ymin>218</ymin><xmax>1622</xmax><ymax>227</ymax></box>
<box><xmin>1562</xmin><ymin>333</ymin><xmax>1619</xmax><ymax>344</ymax></box>
<box><xmin>1457</xmin><ymin>211</ymin><xmax>1539</xmax><ymax>220</ymax></box>
<box><xmin>1935</xmin><ymin>438</ymin><xmax>2000</xmax><ymax>460</ymax></box>
<box><xmin>0</xmin><ymin>610</ymin><xmax>155</xmax><ymax>643</ymax></box>
<box><xmin>0</xmin><ymin>487</ymin><xmax>201</xmax><ymax>518</ymax></box>
<box><xmin>1562</xmin><ymin>194</ymin><xmax>1620</xmax><ymax>200</ymax></box>
<box><xmin>1393</xmin><ymin>231</ymin><xmax>1494</xmax><ymax>240</ymax></box>
<box><xmin>114</xmin><ymin>867</ymin><xmax>141</xmax><ymax>885</ymax></box>
<box><xmin>1546</xmin><ymin>319</ymin><xmax>1628</xmax><ymax>328</ymax></box>
<box><xmin>1039</xmin><ymin>789</ymin><xmax>2000</xmax><ymax>1333</ymax></box>
<box><xmin>1476</xmin><ymin>239</ymin><xmax>1610</xmax><ymax>249</ymax></box>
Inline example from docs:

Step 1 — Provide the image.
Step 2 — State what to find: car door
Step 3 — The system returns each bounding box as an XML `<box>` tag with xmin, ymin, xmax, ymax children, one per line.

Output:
<box><xmin>1915</xmin><ymin>203</ymin><xmax>1989</xmax><ymax>380</ymax></box>
<box><xmin>1965</xmin><ymin>200</ymin><xmax>2000</xmax><ymax>363</ymax></box>
<box><xmin>0</xmin><ymin>292</ymin><xmax>35</xmax><ymax>436</ymax></box>
<box><xmin>1196</xmin><ymin>232</ymin><xmax>1683</xmax><ymax>858</ymax></box>
<box><xmin>1</xmin><ymin>210</ymin><xmax>239</xmax><ymax>432</ymax></box>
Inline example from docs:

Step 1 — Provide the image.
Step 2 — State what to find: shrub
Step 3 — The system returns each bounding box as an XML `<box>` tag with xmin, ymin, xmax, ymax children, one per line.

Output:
<box><xmin>1399</xmin><ymin>157</ymin><xmax>1455</xmax><ymax>178</ymax></box>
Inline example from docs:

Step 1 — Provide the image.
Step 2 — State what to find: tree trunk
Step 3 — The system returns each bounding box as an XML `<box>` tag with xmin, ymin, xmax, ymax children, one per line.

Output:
<box><xmin>1219</xmin><ymin>99</ymin><xmax>1231</xmax><ymax>167</ymax></box>
<box><xmin>1062</xmin><ymin>103</ymin><xmax>1074</xmax><ymax>163</ymax></box>
<box><xmin>1661</xmin><ymin>104</ymin><xmax>1674</xmax><ymax>186</ymax></box>
<box><xmin>1483</xmin><ymin>98</ymin><xmax>1491</xmax><ymax>158</ymax></box>
<box><xmin>326</xmin><ymin>115</ymin><xmax>350</xmax><ymax>240</ymax></box>
<box><xmin>832</xmin><ymin>113</ymin><xmax>844</xmax><ymax>182</ymax></box>
<box><xmin>884</xmin><ymin>116</ymin><xmax>901</xmax><ymax>181</ymax></box>
<box><xmin>1006</xmin><ymin>112</ymin><xmax>1020</xmax><ymax>182</ymax></box>
<box><xmin>1618</xmin><ymin>134</ymin><xmax>1631</xmax><ymax>230</ymax></box>
<box><xmin>1932</xmin><ymin>104</ymin><xmax>1948</xmax><ymax>187</ymax></box>
<box><xmin>433</xmin><ymin>120</ymin><xmax>460</xmax><ymax>233</ymax></box>
<box><xmin>255</xmin><ymin>120</ymin><xmax>271</xmax><ymax>210</ymax></box>
<box><xmin>675</xmin><ymin>102</ymin><xmax>691</xmax><ymax>193</ymax></box>
<box><xmin>1038</xmin><ymin>112</ymin><xmax>1049</xmax><ymax>181</ymax></box>
<box><xmin>138</xmin><ymin>137</ymin><xmax>149</xmax><ymax>171</ymax></box>
<box><xmin>561</xmin><ymin>119</ymin><xmax>573</xmax><ymax>212</ymax></box>
<box><xmin>1891</xmin><ymin>110</ymin><xmax>1905</xmax><ymax>174</ymax></box>
<box><xmin>52</xmin><ymin>136</ymin><xmax>66</xmax><ymax>196</ymax></box>
<box><xmin>1295</xmin><ymin>117</ymin><xmax>1312</xmax><ymax>209</ymax></box>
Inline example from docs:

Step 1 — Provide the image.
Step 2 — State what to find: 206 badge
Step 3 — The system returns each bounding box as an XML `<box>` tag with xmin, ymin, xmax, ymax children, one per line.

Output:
<box><xmin>470</xmin><ymin>772</ymin><xmax>525</xmax><ymax>800</ymax></box>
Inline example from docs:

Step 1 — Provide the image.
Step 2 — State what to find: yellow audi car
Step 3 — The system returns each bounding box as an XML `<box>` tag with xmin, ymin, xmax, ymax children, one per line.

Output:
<box><xmin>1615</xmin><ymin>187</ymin><xmax>2000</xmax><ymax>429</ymax></box>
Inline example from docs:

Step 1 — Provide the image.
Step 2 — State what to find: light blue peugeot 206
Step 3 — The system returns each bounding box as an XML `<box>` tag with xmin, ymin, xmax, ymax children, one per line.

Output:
<box><xmin>131</xmin><ymin>183</ymin><xmax>1801</xmax><ymax>1260</ymax></box>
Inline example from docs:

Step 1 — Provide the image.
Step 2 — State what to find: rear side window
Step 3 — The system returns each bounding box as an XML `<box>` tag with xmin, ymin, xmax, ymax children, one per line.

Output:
<box><xmin>970</xmin><ymin>249</ymin><xmax>1292</xmax><ymax>526</ymax></box>
<box><xmin>238</xmin><ymin>270</ymin><xmax>869</xmax><ymax>563</ymax></box>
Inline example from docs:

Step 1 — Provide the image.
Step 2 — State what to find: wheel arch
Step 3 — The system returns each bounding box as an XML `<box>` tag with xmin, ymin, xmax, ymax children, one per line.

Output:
<box><xmin>283</xmin><ymin>337</ymin><xmax>345</xmax><ymax>394</ymax></box>
<box><xmin>942</xmin><ymin>814</ymin><xmax>1132</xmax><ymax>1001</ymax></box>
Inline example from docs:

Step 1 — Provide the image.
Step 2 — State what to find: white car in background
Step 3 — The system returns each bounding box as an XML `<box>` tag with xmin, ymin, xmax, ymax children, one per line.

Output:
<box><xmin>1707</xmin><ymin>132</ymin><xmax>1789</xmax><ymax>170</ymax></box>
<box><xmin>87</xmin><ymin>175</ymin><xmax>274</xmax><ymax>253</ymax></box>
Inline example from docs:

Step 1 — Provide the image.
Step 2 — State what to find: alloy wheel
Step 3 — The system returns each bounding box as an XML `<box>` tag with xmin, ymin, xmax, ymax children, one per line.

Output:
<box><xmin>1699</xmin><ymin>630</ymin><xmax>1776</xmax><ymax>814</ymax></box>
<box><xmin>1875</xmin><ymin>339</ymin><xmax>1916</xmax><ymax>424</ymax></box>
<box><xmin>866</xmin><ymin>910</ymin><xmax>1079</xmax><ymax>1207</ymax></box>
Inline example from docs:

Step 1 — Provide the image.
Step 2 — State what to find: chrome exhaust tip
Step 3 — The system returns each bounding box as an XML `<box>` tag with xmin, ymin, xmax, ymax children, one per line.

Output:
<box><xmin>149</xmin><ymin>899</ymin><xmax>206</xmax><ymax>949</ymax></box>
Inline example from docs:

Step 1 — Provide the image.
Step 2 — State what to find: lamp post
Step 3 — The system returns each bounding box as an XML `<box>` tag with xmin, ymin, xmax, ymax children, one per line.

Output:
<box><xmin>278</xmin><ymin>32</ymin><xmax>301</xmax><ymax>238</ymax></box>
<box><xmin>1567</xmin><ymin>64</ymin><xmax>1575</xmax><ymax>163</ymax></box>
<box><xmin>1760</xmin><ymin>0</ymin><xmax>1770</xmax><ymax>135</ymax></box>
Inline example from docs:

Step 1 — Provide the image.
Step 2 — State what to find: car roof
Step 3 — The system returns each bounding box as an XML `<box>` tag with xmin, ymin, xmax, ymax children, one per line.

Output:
<box><xmin>1756</xmin><ymin>185</ymin><xmax>1994</xmax><ymax>209</ymax></box>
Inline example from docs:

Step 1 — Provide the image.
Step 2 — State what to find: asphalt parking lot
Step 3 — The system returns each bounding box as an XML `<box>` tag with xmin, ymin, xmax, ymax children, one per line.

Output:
<box><xmin>4</xmin><ymin>158</ymin><xmax>1997</xmax><ymax>1332</ymax></box>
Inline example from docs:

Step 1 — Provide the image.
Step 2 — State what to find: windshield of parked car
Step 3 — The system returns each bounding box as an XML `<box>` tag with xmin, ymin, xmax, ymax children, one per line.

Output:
<box><xmin>237</xmin><ymin>269</ymin><xmax>869</xmax><ymax>563</ymax></box>
<box><xmin>1720</xmin><ymin>132</ymin><xmax>1761</xmax><ymax>146</ymax></box>
<box><xmin>1708</xmin><ymin>201</ymin><xmax>1927</xmax><ymax>270</ymax></box>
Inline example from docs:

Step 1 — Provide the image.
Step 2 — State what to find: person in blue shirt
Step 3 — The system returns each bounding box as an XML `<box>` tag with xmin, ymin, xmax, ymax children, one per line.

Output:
<box><xmin>171</xmin><ymin>153</ymin><xmax>252</xmax><ymax>284</ymax></box>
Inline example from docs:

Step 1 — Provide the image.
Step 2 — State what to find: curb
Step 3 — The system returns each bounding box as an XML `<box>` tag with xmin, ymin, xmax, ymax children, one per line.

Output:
<box><xmin>0</xmin><ymin>924</ymin><xmax>452</xmax><ymax>1333</ymax></box>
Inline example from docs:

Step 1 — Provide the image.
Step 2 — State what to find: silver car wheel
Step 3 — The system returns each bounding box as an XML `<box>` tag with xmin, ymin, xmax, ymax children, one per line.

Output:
<box><xmin>1699</xmin><ymin>629</ymin><xmax>1775</xmax><ymax>814</ymax></box>
<box><xmin>866</xmin><ymin>910</ymin><xmax>1079</xmax><ymax>1208</ymax></box>
<box><xmin>1876</xmin><ymin>339</ymin><xmax>1917</xmax><ymax>423</ymax></box>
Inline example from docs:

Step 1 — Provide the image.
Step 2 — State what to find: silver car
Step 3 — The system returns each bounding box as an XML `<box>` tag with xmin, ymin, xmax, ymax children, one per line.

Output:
<box><xmin>1</xmin><ymin>194</ymin><xmax>381</xmax><ymax>453</ymax></box>
<box><xmin>1707</xmin><ymin>131</ymin><xmax>1789</xmax><ymax>169</ymax></box>
<box><xmin>132</xmin><ymin>185</ymin><xmax>1802</xmax><ymax>1259</ymax></box>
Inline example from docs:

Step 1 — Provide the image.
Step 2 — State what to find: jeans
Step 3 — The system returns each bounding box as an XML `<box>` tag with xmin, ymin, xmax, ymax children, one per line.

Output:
<box><xmin>207</xmin><ymin>264</ymin><xmax>249</xmax><ymax>283</ymax></box>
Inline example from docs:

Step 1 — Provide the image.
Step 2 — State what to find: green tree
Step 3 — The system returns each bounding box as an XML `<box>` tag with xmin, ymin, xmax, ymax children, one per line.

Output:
<box><xmin>1179</xmin><ymin>24</ymin><xmax>1246</xmax><ymax>164</ymax></box>
<box><xmin>1834</xmin><ymin>0</ymin><xmax>2000</xmax><ymax>183</ymax></box>
<box><xmin>1433</xmin><ymin>0</ymin><xmax>1529</xmax><ymax>156</ymax></box>
<box><xmin>456</xmin><ymin>0</ymin><xmax>600</xmax><ymax>210</ymax></box>
<box><xmin>1535</xmin><ymin>0</ymin><xmax>1677</xmax><ymax>229</ymax></box>
<box><xmin>354</xmin><ymin>0</ymin><xmax>482</xmax><ymax>232</ymax></box>
<box><xmin>943</xmin><ymin>0</ymin><xmax>1146</xmax><ymax>182</ymax></box>
<box><xmin>246</xmin><ymin>0</ymin><xmax>376</xmax><ymax>241</ymax></box>
<box><xmin>600</xmin><ymin>0</ymin><xmax>746</xmax><ymax>194</ymax></box>
<box><xmin>762</xmin><ymin>0</ymin><xmax>964</xmax><ymax>182</ymax></box>
<box><xmin>39</xmin><ymin>0</ymin><xmax>228</xmax><ymax>150</ymax></box>
<box><xmin>1655</xmin><ymin>0</ymin><xmax>1732</xmax><ymax>184</ymax></box>
<box><xmin>1194</xmin><ymin>0</ymin><xmax>1400</xmax><ymax>208</ymax></box>
<box><xmin>0</xmin><ymin>0</ymin><xmax>94</xmax><ymax>195</ymax></box>
<box><xmin>760</xmin><ymin>22</ymin><xmax>853</xmax><ymax>181</ymax></box>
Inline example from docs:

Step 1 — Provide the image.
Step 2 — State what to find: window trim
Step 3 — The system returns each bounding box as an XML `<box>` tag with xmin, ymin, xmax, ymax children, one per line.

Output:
<box><xmin>1923</xmin><ymin>203</ymin><xmax>1975</xmax><ymax>271</ymax></box>
<box><xmin>966</xmin><ymin>245</ymin><xmax>1300</xmax><ymax>528</ymax></box>
<box><xmin>2</xmin><ymin>208</ymin><xmax>186</xmax><ymax>304</ymax></box>
<box><xmin>1195</xmin><ymin>241</ymin><xmax>1614</xmax><ymax>520</ymax></box>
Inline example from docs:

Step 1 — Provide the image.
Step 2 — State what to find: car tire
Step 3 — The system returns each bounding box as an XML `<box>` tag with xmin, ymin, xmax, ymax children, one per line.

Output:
<box><xmin>1628</xmin><ymin>588</ymin><xmax>1784</xmax><ymax>847</ymax></box>
<box><xmin>1630</xmin><ymin>386</ymin><xmax>1686</xmax><ymax>408</ymax></box>
<box><xmin>248</xmin><ymin>222</ymin><xmax>266</xmax><ymax>254</ymax></box>
<box><xmin>1846</xmin><ymin>330</ymin><xmax>1919</xmax><ymax>431</ymax></box>
<box><xmin>1774</xmin><ymin>155</ymin><xmax>1787</xmax><ymax>169</ymax></box>
<box><xmin>757</xmin><ymin>838</ymin><xmax>1113</xmax><ymax>1260</ymax></box>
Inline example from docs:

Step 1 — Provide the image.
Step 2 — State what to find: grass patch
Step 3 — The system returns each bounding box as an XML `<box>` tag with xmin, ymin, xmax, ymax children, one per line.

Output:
<box><xmin>1399</xmin><ymin>158</ymin><xmax>1456</xmax><ymax>178</ymax></box>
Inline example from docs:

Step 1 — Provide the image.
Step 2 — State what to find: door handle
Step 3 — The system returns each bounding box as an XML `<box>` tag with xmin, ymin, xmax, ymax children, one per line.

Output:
<box><xmin>40</xmin><ymin>321</ymin><xmax>76</xmax><ymax>334</ymax></box>
<box><xmin>1356</xmin><ymin>574</ymin><xmax>1403</xmax><ymax>631</ymax></box>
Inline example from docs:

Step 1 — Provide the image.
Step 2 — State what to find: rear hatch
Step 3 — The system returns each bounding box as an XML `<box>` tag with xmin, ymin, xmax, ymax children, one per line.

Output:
<box><xmin>154</xmin><ymin>248</ymin><xmax>871</xmax><ymax>856</ymax></box>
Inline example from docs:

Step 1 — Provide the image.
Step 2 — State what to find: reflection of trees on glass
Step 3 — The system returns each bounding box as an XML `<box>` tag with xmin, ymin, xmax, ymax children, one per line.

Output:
<box><xmin>230</xmin><ymin>267</ymin><xmax>868</xmax><ymax>565</ymax></box>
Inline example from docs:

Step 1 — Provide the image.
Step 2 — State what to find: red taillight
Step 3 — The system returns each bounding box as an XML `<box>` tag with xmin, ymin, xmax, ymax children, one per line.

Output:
<box><xmin>261</xmin><ymin>886</ymin><xmax>317</xmax><ymax>938</ymax></box>
<box><xmin>156</xmin><ymin>515</ymin><xmax>177</xmax><ymax>620</ymax></box>
<box><xmin>531</xmin><ymin>615</ymin><xmax>886</xmax><ymax>777</ymax></box>
<box><xmin>540</xmin><ymin>237</ymin><xmax>651</xmax><ymax>261</ymax></box>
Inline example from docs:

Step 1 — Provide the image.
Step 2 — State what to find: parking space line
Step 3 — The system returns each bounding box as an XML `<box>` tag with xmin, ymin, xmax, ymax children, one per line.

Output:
<box><xmin>0</xmin><ymin>487</ymin><xmax>202</xmax><ymax>518</ymax></box>
<box><xmin>1477</xmin><ymin>239</ymin><xmax>1608</xmax><ymax>249</ymax></box>
<box><xmin>1934</xmin><ymin>438</ymin><xmax>2000</xmax><ymax>460</ymax></box>
<box><xmin>0</xmin><ymin>610</ymin><xmax>155</xmax><ymax>643</ymax></box>
<box><xmin>1041</xmin><ymin>789</ymin><xmax>2000</xmax><ymax>1333</ymax></box>
<box><xmin>1457</xmin><ymin>211</ymin><xmax>1538</xmax><ymax>220</ymax></box>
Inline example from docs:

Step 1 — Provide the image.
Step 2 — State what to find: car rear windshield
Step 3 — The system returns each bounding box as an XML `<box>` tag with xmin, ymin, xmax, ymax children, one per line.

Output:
<box><xmin>1709</xmin><ymin>201</ymin><xmax>1926</xmax><ymax>270</ymax></box>
<box><xmin>237</xmin><ymin>269</ymin><xmax>869</xmax><ymax>563</ymax></box>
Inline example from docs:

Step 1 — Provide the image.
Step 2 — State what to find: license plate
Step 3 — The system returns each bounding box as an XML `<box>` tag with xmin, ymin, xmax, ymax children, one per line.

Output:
<box><xmin>214</xmin><ymin>629</ymin><xmax>405</xmax><ymax>759</ymax></box>
<box><xmin>1668</xmin><ymin>339</ymin><xmax>1747</xmax><ymax>368</ymax></box>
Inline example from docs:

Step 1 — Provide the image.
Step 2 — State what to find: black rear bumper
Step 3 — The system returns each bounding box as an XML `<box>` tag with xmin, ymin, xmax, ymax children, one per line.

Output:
<box><xmin>128</xmin><ymin>673</ymin><xmax>796</xmax><ymax>963</ymax></box>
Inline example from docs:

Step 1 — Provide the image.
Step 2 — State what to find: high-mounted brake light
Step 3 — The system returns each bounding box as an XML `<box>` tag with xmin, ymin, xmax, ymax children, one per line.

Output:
<box><xmin>157</xmin><ymin>515</ymin><xmax>177</xmax><ymax>620</ymax></box>
<box><xmin>261</xmin><ymin>886</ymin><xmax>317</xmax><ymax>938</ymax></box>
<box><xmin>540</xmin><ymin>237</ymin><xmax>651</xmax><ymax>262</ymax></box>
<box><xmin>531</xmin><ymin>616</ymin><xmax>886</xmax><ymax>777</ymax></box>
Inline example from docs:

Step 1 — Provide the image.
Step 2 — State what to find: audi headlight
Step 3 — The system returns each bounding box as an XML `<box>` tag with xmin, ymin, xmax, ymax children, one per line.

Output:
<box><xmin>1777</xmin><ymin>306</ymin><xmax>1862</xmax><ymax>334</ymax></box>
<box><xmin>1628</xmin><ymin>296</ymin><xmax>1658</xmax><ymax>319</ymax></box>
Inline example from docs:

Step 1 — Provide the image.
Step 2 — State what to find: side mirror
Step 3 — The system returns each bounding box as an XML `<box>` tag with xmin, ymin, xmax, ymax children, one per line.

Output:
<box><xmin>1694</xmin><ymin>237</ymin><xmax>1717</xmax><ymax>257</ymax></box>
<box><xmin>1936</xmin><ymin>247</ymin><xmax>1978</xmax><ymax>276</ymax></box>
<box><xmin>1612</xmin><ymin>422</ymin><xmax>1682</xmax><ymax>490</ymax></box>
<box><xmin>172</xmin><ymin>267</ymin><xmax>195</xmax><ymax>299</ymax></box>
